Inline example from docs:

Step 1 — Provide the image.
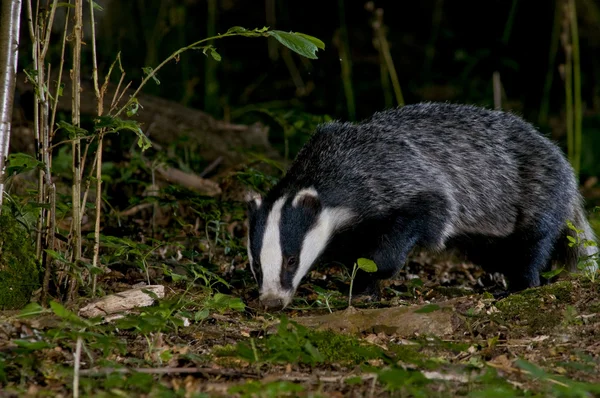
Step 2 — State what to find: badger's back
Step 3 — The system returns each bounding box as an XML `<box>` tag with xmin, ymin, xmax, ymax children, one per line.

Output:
<box><xmin>269</xmin><ymin>102</ymin><xmax>577</xmax><ymax>238</ymax></box>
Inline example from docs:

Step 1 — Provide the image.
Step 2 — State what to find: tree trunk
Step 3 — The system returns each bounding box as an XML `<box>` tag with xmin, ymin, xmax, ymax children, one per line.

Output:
<box><xmin>0</xmin><ymin>0</ymin><xmax>23</xmax><ymax>212</ymax></box>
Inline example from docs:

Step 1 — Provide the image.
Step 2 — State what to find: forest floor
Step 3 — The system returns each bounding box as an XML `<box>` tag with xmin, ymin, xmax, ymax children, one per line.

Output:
<box><xmin>1</xmin><ymin>138</ymin><xmax>600</xmax><ymax>398</ymax></box>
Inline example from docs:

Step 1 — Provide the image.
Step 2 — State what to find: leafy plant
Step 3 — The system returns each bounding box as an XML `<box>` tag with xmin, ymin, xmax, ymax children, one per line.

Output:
<box><xmin>516</xmin><ymin>358</ymin><xmax>600</xmax><ymax>396</ymax></box>
<box><xmin>566</xmin><ymin>219</ymin><xmax>598</xmax><ymax>282</ymax></box>
<box><xmin>219</xmin><ymin>315</ymin><xmax>385</xmax><ymax>366</ymax></box>
<box><xmin>312</xmin><ymin>285</ymin><xmax>343</xmax><ymax>313</ymax></box>
<box><xmin>348</xmin><ymin>257</ymin><xmax>378</xmax><ymax>307</ymax></box>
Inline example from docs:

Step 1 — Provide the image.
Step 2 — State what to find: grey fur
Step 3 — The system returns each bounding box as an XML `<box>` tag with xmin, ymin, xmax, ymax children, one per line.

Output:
<box><xmin>248</xmin><ymin>102</ymin><xmax>598</xmax><ymax>308</ymax></box>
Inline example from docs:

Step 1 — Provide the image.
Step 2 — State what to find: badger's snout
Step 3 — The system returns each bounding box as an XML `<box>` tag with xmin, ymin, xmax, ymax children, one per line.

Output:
<box><xmin>260</xmin><ymin>296</ymin><xmax>285</xmax><ymax>310</ymax></box>
<box><xmin>259</xmin><ymin>292</ymin><xmax>293</xmax><ymax>311</ymax></box>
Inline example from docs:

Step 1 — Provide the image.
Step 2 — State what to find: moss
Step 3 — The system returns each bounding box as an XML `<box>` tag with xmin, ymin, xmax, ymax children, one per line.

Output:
<box><xmin>0</xmin><ymin>210</ymin><xmax>40</xmax><ymax>309</ymax></box>
<box><xmin>495</xmin><ymin>281</ymin><xmax>574</xmax><ymax>332</ymax></box>
<box><xmin>306</xmin><ymin>329</ymin><xmax>384</xmax><ymax>365</ymax></box>
<box><xmin>215</xmin><ymin>320</ymin><xmax>385</xmax><ymax>366</ymax></box>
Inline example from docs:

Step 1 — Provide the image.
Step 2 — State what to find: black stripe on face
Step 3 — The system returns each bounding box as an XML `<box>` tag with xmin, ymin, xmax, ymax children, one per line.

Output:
<box><xmin>248</xmin><ymin>202</ymin><xmax>267</xmax><ymax>286</ymax></box>
<box><xmin>279</xmin><ymin>195</ymin><xmax>321</xmax><ymax>290</ymax></box>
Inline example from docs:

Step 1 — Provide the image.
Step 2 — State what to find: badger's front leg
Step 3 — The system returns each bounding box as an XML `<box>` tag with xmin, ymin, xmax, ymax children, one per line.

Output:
<box><xmin>351</xmin><ymin>194</ymin><xmax>451</xmax><ymax>301</ymax></box>
<box><xmin>350</xmin><ymin>218</ymin><xmax>421</xmax><ymax>300</ymax></box>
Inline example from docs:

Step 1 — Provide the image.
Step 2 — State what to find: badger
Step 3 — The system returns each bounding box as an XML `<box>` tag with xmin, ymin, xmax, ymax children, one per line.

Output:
<box><xmin>246</xmin><ymin>102</ymin><xmax>598</xmax><ymax>310</ymax></box>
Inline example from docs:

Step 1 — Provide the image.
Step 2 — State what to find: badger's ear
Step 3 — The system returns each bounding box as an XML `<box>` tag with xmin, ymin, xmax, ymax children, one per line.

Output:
<box><xmin>292</xmin><ymin>187</ymin><xmax>321</xmax><ymax>215</ymax></box>
<box><xmin>245</xmin><ymin>190</ymin><xmax>262</xmax><ymax>213</ymax></box>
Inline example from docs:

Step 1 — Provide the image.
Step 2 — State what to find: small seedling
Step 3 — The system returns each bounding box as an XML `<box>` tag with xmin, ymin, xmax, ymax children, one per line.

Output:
<box><xmin>348</xmin><ymin>258</ymin><xmax>378</xmax><ymax>308</ymax></box>
<box><xmin>312</xmin><ymin>286</ymin><xmax>342</xmax><ymax>313</ymax></box>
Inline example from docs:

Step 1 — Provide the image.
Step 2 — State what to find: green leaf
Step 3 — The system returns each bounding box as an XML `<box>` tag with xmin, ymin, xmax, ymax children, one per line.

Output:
<box><xmin>414</xmin><ymin>304</ymin><xmax>440</xmax><ymax>314</ymax></box>
<box><xmin>142</xmin><ymin>67</ymin><xmax>160</xmax><ymax>85</ymax></box>
<box><xmin>200</xmin><ymin>45</ymin><xmax>222</xmax><ymax>61</ymax></box>
<box><xmin>224</xmin><ymin>26</ymin><xmax>268</xmax><ymax>36</ymax></box>
<box><xmin>295</xmin><ymin>33</ymin><xmax>326</xmax><ymax>50</ymax></box>
<box><xmin>541</xmin><ymin>267</ymin><xmax>565</xmax><ymax>279</ymax></box>
<box><xmin>94</xmin><ymin>116</ymin><xmax>151</xmax><ymax>151</ymax></box>
<box><xmin>90</xmin><ymin>1</ymin><xmax>104</xmax><ymax>11</ymax></box>
<box><xmin>303</xmin><ymin>341</ymin><xmax>324</xmax><ymax>363</ymax></box>
<box><xmin>45</xmin><ymin>249</ymin><xmax>70</xmax><ymax>263</ymax></box>
<box><xmin>49</xmin><ymin>300</ymin><xmax>90</xmax><ymax>327</ymax></box>
<box><xmin>195</xmin><ymin>308</ymin><xmax>210</xmax><ymax>321</ymax></box>
<box><xmin>356</xmin><ymin>258</ymin><xmax>378</xmax><ymax>273</ymax></box>
<box><xmin>6</xmin><ymin>153</ymin><xmax>44</xmax><ymax>176</ymax></box>
<box><xmin>56</xmin><ymin>120</ymin><xmax>89</xmax><ymax>139</ymax></box>
<box><xmin>13</xmin><ymin>340</ymin><xmax>54</xmax><ymax>350</ymax></box>
<box><xmin>225</xmin><ymin>26</ymin><xmax>249</xmax><ymax>34</ymax></box>
<box><xmin>126</xmin><ymin>98</ymin><xmax>141</xmax><ymax>117</ymax></box>
<box><xmin>17</xmin><ymin>302</ymin><xmax>45</xmax><ymax>318</ymax></box>
<box><xmin>49</xmin><ymin>301</ymin><xmax>75</xmax><ymax>319</ymax></box>
<box><xmin>267</xmin><ymin>30</ymin><xmax>324</xmax><ymax>59</ymax></box>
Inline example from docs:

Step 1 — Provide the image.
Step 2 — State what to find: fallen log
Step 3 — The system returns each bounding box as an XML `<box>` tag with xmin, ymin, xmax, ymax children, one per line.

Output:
<box><xmin>78</xmin><ymin>285</ymin><xmax>165</xmax><ymax>318</ymax></box>
<box><xmin>292</xmin><ymin>298</ymin><xmax>472</xmax><ymax>338</ymax></box>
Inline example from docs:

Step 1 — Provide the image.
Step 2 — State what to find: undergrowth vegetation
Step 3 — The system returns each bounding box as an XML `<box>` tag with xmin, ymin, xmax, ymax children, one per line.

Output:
<box><xmin>0</xmin><ymin>1</ymin><xmax>599</xmax><ymax>397</ymax></box>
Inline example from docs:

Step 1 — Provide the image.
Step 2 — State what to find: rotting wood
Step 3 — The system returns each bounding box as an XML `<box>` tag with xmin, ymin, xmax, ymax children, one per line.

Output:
<box><xmin>78</xmin><ymin>284</ymin><xmax>165</xmax><ymax>318</ymax></box>
<box><xmin>153</xmin><ymin>162</ymin><xmax>222</xmax><ymax>196</ymax></box>
<box><xmin>291</xmin><ymin>297</ymin><xmax>470</xmax><ymax>338</ymax></box>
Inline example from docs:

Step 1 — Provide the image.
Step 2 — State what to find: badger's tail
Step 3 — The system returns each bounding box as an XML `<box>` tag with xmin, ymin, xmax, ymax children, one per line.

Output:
<box><xmin>553</xmin><ymin>198</ymin><xmax>598</xmax><ymax>275</ymax></box>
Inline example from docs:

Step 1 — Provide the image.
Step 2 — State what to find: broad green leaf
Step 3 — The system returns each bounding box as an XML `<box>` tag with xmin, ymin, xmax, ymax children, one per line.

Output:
<box><xmin>6</xmin><ymin>153</ymin><xmax>44</xmax><ymax>175</ymax></box>
<box><xmin>356</xmin><ymin>258</ymin><xmax>378</xmax><ymax>273</ymax></box>
<box><xmin>267</xmin><ymin>30</ymin><xmax>324</xmax><ymax>59</ymax></box>
<box><xmin>414</xmin><ymin>303</ymin><xmax>440</xmax><ymax>313</ymax></box>
<box><xmin>56</xmin><ymin>120</ymin><xmax>89</xmax><ymax>138</ymax></box>
<box><xmin>49</xmin><ymin>300</ymin><xmax>90</xmax><ymax>327</ymax></box>
<box><xmin>228</xmin><ymin>297</ymin><xmax>246</xmax><ymax>311</ymax></box>
<box><xmin>295</xmin><ymin>33</ymin><xmax>325</xmax><ymax>50</ymax></box>
<box><xmin>49</xmin><ymin>301</ymin><xmax>76</xmax><ymax>319</ymax></box>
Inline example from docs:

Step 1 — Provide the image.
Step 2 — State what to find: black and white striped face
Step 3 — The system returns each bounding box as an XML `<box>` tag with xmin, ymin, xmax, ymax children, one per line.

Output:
<box><xmin>246</xmin><ymin>188</ymin><xmax>353</xmax><ymax>310</ymax></box>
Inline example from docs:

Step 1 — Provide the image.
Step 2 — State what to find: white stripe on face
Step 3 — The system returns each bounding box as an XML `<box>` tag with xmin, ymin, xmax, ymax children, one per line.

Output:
<box><xmin>292</xmin><ymin>207</ymin><xmax>355</xmax><ymax>290</ymax></box>
<box><xmin>259</xmin><ymin>197</ymin><xmax>287</xmax><ymax>295</ymax></box>
<box><xmin>247</xmin><ymin>235</ymin><xmax>256</xmax><ymax>281</ymax></box>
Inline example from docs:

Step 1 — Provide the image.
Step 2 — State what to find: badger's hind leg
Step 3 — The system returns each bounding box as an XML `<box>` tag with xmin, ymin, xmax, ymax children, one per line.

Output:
<box><xmin>503</xmin><ymin>220</ymin><xmax>564</xmax><ymax>292</ymax></box>
<box><xmin>352</xmin><ymin>192</ymin><xmax>452</xmax><ymax>299</ymax></box>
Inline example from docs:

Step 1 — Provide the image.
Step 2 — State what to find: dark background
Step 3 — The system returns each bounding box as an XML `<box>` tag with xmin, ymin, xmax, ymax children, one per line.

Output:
<box><xmin>18</xmin><ymin>0</ymin><xmax>600</xmax><ymax>178</ymax></box>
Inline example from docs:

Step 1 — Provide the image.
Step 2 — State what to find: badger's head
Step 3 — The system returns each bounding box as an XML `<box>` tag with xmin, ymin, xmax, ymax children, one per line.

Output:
<box><xmin>245</xmin><ymin>187</ymin><xmax>353</xmax><ymax>310</ymax></box>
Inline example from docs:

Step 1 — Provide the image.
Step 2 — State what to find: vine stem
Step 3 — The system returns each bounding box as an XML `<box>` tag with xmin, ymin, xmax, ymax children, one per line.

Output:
<box><xmin>115</xmin><ymin>31</ymin><xmax>263</xmax><ymax>117</ymax></box>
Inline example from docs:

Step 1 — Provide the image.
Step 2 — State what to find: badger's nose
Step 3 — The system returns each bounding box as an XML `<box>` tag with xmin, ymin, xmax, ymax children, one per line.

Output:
<box><xmin>260</xmin><ymin>296</ymin><xmax>285</xmax><ymax>311</ymax></box>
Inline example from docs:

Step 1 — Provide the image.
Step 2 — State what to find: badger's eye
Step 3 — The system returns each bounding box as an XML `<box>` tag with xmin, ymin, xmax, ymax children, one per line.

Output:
<box><xmin>285</xmin><ymin>256</ymin><xmax>297</xmax><ymax>269</ymax></box>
